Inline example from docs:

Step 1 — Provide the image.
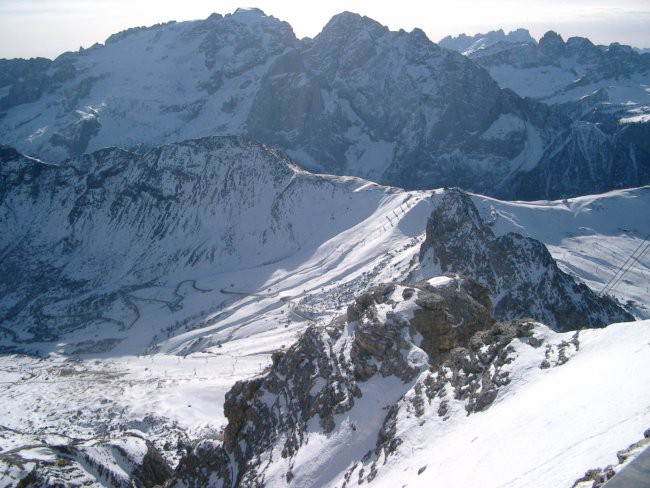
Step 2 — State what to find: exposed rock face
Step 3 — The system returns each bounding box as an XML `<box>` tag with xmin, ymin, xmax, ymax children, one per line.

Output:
<box><xmin>169</xmin><ymin>277</ymin><xmax>542</xmax><ymax>487</ymax></box>
<box><xmin>348</xmin><ymin>281</ymin><xmax>493</xmax><ymax>376</ymax></box>
<box><xmin>418</xmin><ymin>189</ymin><xmax>633</xmax><ymax>330</ymax></box>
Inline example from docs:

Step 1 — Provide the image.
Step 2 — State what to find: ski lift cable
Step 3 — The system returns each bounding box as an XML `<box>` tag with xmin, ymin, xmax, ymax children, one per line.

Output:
<box><xmin>603</xmin><ymin>240</ymin><xmax>650</xmax><ymax>295</ymax></box>
<box><xmin>600</xmin><ymin>234</ymin><xmax>649</xmax><ymax>295</ymax></box>
<box><xmin>605</xmin><ymin>242</ymin><xmax>650</xmax><ymax>295</ymax></box>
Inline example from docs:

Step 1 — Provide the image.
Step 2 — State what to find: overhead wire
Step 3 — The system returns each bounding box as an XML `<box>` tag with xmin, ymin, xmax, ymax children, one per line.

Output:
<box><xmin>600</xmin><ymin>234</ymin><xmax>650</xmax><ymax>295</ymax></box>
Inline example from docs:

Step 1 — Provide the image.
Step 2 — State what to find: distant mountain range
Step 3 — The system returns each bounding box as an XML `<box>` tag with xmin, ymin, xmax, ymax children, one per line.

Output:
<box><xmin>1</xmin><ymin>10</ymin><xmax>649</xmax><ymax>199</ymax></box>
<box><xmin>439</xmin><ymin>28</ymin><xmax>536</xmax><ymax>55</ymax></box>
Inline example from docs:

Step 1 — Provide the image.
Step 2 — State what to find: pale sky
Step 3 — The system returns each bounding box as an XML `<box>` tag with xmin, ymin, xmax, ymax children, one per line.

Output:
<box><xmin>1</xmin><ymin>0</ymin><xmax>649</xmax><ymax>59</ymax></box>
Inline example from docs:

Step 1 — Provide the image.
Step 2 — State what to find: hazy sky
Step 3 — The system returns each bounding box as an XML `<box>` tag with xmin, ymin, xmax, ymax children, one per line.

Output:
<box><xmin>1</xmin><ymin>0</ymin><xmax>649</xmax><ymax>59</ymax></box>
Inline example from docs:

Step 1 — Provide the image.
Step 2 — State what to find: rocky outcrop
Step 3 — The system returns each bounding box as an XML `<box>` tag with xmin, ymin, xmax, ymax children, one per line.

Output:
<box><xmin>169</xmin><ymin>277</ymin><xmax>545</xmax><ymax>487</ymax></box>
<box><xmin>418</xmin><ymin>189</ymin><xmax>633</xmax><ymax>330</ymax></box>
<box><xmin>2</xmin><ymin>434</ymin><xmax>172</xmax><ymax>488</ymax></box>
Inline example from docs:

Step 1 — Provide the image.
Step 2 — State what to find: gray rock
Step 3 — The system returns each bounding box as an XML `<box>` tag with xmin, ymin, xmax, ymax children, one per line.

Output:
<box><xmin>418</xmin><ymin>188</ymin><xmax>633</xmax><ymax>330</ymax></box>
<box><xmin>169</xmin><ymin>277</ymin><xmax>519</xmax><ymax>487</ymax></box>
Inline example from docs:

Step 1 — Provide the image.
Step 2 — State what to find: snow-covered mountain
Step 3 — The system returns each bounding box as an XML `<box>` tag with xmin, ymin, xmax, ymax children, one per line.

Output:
<box><xmin>1</xmin><ymin>10</ymin><xmax>648</xmax><ymax>198</ymax></box>
<box><xmin>2</xmin><ymin>138</ymin><xmax>649</xmax><ymax>486</ymax></box>
<box><xmin>468</xmin><ymin>31</ymin><xmax>650</xmax><ymax>106</ymax></box>
<box><xmin>439</xmin><ymin>28</ymin><xmax>536</xmax><ymax>55</ymax></box>
<box><xmin>442</xmin><ymin>29</ymin><xmax>650</xmax><ymax>199</ymax></box>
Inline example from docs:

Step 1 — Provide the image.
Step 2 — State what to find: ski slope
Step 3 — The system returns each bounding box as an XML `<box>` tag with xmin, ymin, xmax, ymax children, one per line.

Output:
<box><xmin>1</xmin><ymin>185</ymin><xmax>649</xmax><ymax>485</ymax></box>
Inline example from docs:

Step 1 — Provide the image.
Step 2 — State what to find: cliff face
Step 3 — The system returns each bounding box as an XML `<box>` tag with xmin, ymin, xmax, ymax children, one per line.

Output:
<box><xmin>418</xmin><ymin>189</ymin><xmax>633</xmax><ymax>330</ymax></box>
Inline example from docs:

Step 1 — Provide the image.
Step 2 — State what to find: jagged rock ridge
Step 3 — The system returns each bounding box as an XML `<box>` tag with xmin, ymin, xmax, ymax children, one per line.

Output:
<box><xmin>439</xmin><ymin>28</ymin><xmax>536</xmax><ymax>55</ymax></box>
<box><xmin>418</xmin><ymin>189</ymin><xmax>633</xmax><ymax>330</ymax></box>
<box><xmin>170</xmin><ymin>277</ymin><xmax>545</xmax><ymax>487</ymax></box>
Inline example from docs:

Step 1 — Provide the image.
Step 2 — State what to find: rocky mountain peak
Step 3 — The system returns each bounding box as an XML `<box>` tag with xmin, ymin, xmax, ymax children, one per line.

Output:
<box><xmin>319</xmin><ymin>11</ymin><xmax>388</xmax><ymax>39</ymax></box>
<box><xmin>509</xmin><ymin>28</ymin><xmax>535</xmax><ymax>43</ymax></box>
<box><xmin>170</xmin><ymin>276</ymin><xmax>515</xmax><ymax>487</ymax></box>
<box><xmin>232</xmin><ymin>7</ymin><xmax>267</xmax><ymax>18</ymax></box>
<box><xmin>418</xmin><ymin>189</ymin><xmax>633</xmax><ymax>330</ymax></box>
<box><xmin>539</xmin><ymin>30</ymin><xmax>566</xmax><ymax>53</ymax></box>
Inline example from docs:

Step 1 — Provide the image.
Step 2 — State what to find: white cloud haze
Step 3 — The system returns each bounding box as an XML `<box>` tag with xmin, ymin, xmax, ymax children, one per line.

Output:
<box><xmin>1</xmin><ymin>0</ymin><xmax>649</xmax><ymax>59</ymax></box>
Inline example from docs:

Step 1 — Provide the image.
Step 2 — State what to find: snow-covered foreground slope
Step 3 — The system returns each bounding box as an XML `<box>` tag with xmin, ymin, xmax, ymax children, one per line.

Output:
<box><xmin>356</xmin><ymin>320</ymin><xmax>650</xmax><ymax>488</ymax></box>
<box><xmin>1</xmin><ymin>139</ymin><xmax>648</xmax><ymax>485</ymax></box>
<box><xmin>0</xmin><ymin>137</ymin><xmax>436</xmax><ymax>475</ymax></box>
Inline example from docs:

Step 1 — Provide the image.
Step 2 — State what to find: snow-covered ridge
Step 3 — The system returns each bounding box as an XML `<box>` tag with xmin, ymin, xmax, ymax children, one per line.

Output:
<box><xmin>1</xmin><ymin>136</ymin><xmax>423</xmax><ymax>356</ymax></box>
<box><xmin>417</xmin><ymin>189</ymin><xmax>633</xmax><ymax>329</ymax></box>
<box><xmin>470</xmin><ymin>186</ymin><xmax>650</xmax><ymax>318</ymax></box>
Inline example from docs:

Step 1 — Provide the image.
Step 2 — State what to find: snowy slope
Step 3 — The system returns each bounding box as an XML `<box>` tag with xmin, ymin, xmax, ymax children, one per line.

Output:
<box><xmin>1</xmin><ymin>140</ymin><xmax>649</xmax><ymax>485</ymax></box>
<box><xmin>0</xmin><ymin>136</ymin><xmax>432</xmax><ymax>356</ymax></box>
